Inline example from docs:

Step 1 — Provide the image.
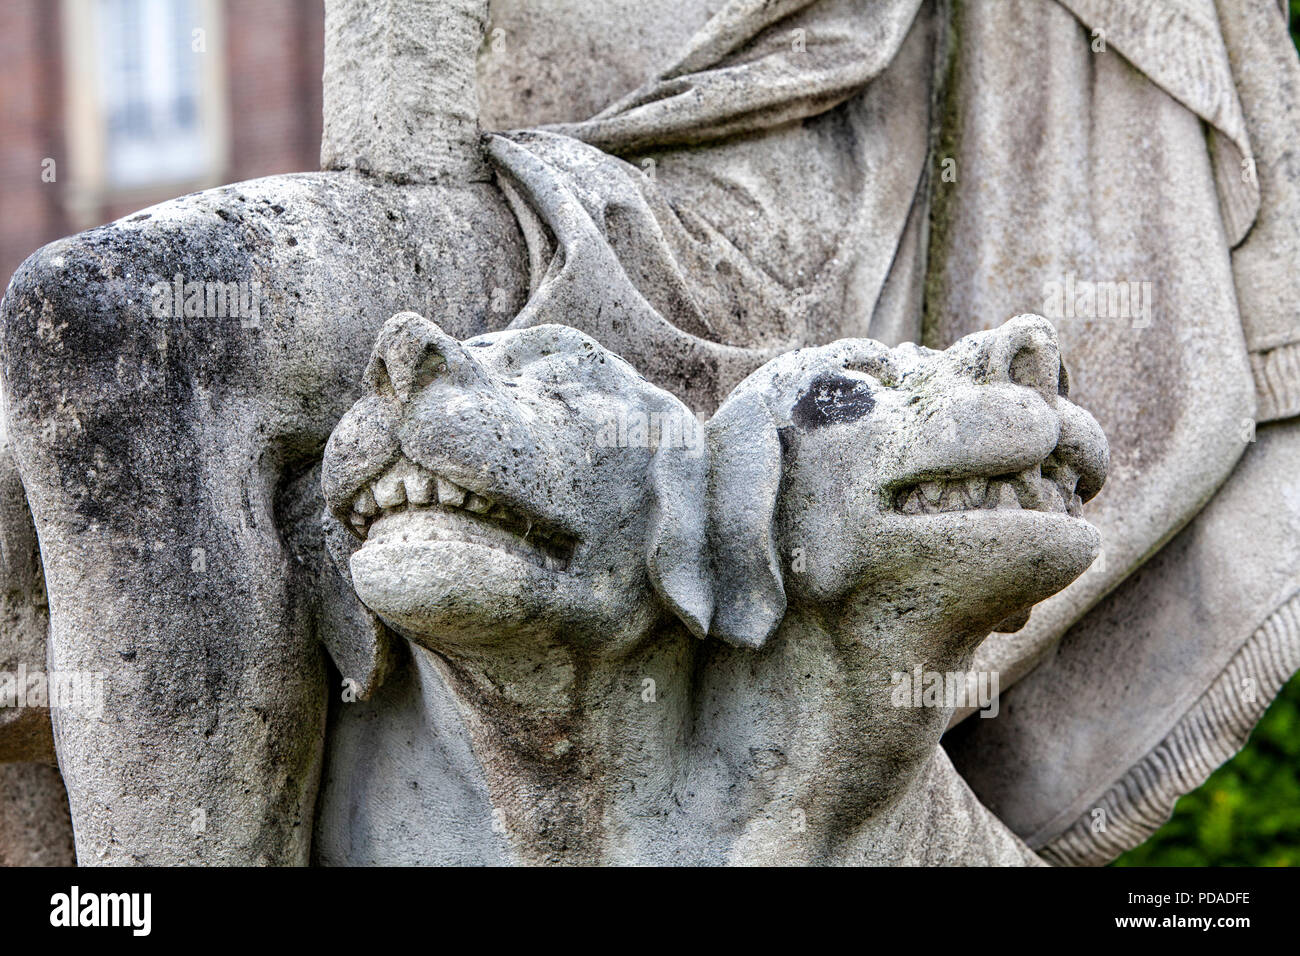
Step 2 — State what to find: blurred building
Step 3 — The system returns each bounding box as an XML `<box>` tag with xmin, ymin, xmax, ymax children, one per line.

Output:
<box><xmin>0</xmin><ymin>0</ymin><xmax>324</xmax><ymax>294</ymax></box>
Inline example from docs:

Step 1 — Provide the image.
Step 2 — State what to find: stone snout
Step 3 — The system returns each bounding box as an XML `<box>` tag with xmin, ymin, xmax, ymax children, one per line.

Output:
<box><xmin>321</xmin><ymin>311</ymin><xmax>712</xmax><ymax>659</ymax></box>
<box><xmin>703</xmin><ymin>312</ymin><xmax>1109</xmax><ymax>651</ymax></box>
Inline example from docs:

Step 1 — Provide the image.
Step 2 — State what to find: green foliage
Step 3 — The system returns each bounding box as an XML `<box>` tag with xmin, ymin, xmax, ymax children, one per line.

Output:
<box><xmin>1112</xmin><ymin>673</ymin><xmax>1300</xmax><ymax>867</ymax></box>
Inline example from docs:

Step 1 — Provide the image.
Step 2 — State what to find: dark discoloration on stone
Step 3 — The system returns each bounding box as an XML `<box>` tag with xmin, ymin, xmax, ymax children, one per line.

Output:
<box><xmin>0</xmin><ymin>171</ymin><xmax>531</xmax><ymax>864</ymax></box>
<box><xmin>790</xmin><ymin>371</ymin><xmax>876</xmax><ymax>429</ymax></box>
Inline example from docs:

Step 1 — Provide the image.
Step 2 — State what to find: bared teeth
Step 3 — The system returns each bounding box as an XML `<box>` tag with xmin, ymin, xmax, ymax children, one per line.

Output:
<box><xmin>344</xmin><ymin>456</ymin><xmax>574</xmax><ymax>570</ymax></box>
<box><xmin>990</xmin><ymin>481</ymin><xmax>1020</xmax><ymax>510</ymax></box>
<box><xmin>1046</xmin><ymin>483</ymin><xmax>1068</xmax><ymax>512</ymax></box>
<box><xmin>372</xmin><ymin>468</ymin><xmax>407</xmax><ymax>508</ymax></box>
<box><xmin>894</xmin><ymin>463</ymin><xmax>1087</xmax><ymax>517</ymax></box>
<box><xmin>919</xmin><ymin>481</ymin><xmax>943</xmax><ymax>506</ymax></box>
<box><xmin>436</xmin><ymin>477</ymin><xmax>465</xmax><ymax>508</ymax></box>
<box><xmin>406</xmin><ymin>469</ymin><xmax>434</xmax><ymax>505</ymax></box>
<box><xmin>353</xmin><ymin>487</ymin><xmax>378</xmax><ymax>516</ymax></box>
<box><xmin>1044</xmin><ymin>462</ymin><xmax>1079</xmax><ymax>516</ymax></box>
<box><xmin>1011</xmin><ymin>465</ymin><xmax>1049</xmax><ymax>510</ymax></box>
<box><xmin>938</xmin><ymin>485</ymin><xmax>965</xmax><ymax>512</ymax></box>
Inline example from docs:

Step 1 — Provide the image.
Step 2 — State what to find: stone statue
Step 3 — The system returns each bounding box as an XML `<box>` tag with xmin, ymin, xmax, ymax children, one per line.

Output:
<box><xmin>1</xmin><ymin>0</ymin><xmax>1297</xmax><ymax>866</ymax></box>
<box><xmin>314</xmin><ymin>310</ymin><xmax>1104</xmax><ymax>864</ymax></box>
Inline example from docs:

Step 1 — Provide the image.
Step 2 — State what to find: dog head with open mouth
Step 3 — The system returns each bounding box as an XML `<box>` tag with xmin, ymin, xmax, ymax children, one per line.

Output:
<box><xmin>688</xmin><ymin>314</ymin><xmax>1109</xmax><ymax>863</ymax></box>
<box><xmin>322</xmin><ymin>312</ymin><xmax>711</xmax><ymax>661</ymax></box>
<box><xmin>705</xmin><ymin>313</ymin><xmax>1109</xmax><ymax>652</ymax></box>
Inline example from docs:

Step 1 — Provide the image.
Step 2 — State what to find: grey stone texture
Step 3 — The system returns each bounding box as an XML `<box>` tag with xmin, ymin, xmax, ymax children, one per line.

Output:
<box><xmin>1</xmin><ymin>0</ymin><xmax>1298</xmax><ymax>865</ymax></box>
<box><xmin>315</xmin><ymin>311</ymin><xmax>1099</xmax><ymax>863</ymax></box>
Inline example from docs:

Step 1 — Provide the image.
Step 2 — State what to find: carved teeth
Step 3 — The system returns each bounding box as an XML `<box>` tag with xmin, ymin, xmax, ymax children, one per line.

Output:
<box><xmin>1043</xmin><ymin>463</ymin><xmax>1080</xmax><ymax>516</ymax></box>
<box><xmin>353</xmin><ymin>487</ymin><xmax>378</xmax><ymax>516</ymax></box>
<box><xmin>1011</xmin><ymin>465</ymin><xmax>1050</xmax><ymax>511</ymax></box>
<box><xmin>894</xmin><ymin>468</ymin><xmax>1084</xmax><ymax>517</ymax></box>
<box><xmin>344</xmin><ymin>456</ymin><xmax>576</xmax><ymax>571</ymax></box>
<box><xmin>1045</xmin><ymin>483</ymin><xmax>1068</xmax><ymax>512</ymax></box>
<box><xmin>406</xmin><ymin>470</ymin><xmax>434</xmax><ymax>505</ymax></box>
<box><xmin>436</xmin><ymin>477</ymin><xmax>465</xmax><ymax>508</ymax></box>
<box><xmin>372</xmin><ymin>468</ymin><xmax>407</xmax><ymax>508</ymax></box>
<box><xmin>938</xmin><ymin>485</ymin><xmax>965</xmax><ymax>513</ymax></box>
<box><xmin>991</xmin><ymin>481</ymin><xmax>1019</xmax><ymax>510</ymax></box>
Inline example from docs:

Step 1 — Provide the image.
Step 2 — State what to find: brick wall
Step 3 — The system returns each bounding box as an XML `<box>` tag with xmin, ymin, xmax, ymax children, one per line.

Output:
<box><xmin>0</xmin><ymin>0</ymin><xmax>65</xmax><ymax>300</ymax></box>
<box><xmin>0</xmin><ymin>0</ymin><xmax>324</xmax><ymax>295</ymax></box>
<box><xmin>225</xmin><ymin>0</ymin><xmax>324</xmax><ymax>184</ymax></box>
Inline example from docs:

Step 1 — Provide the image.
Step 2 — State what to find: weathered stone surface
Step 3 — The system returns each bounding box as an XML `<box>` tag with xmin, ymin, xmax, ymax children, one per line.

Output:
<box><xmin>0</xmin><ymin>764</ymin><xmax>73</xmax><ymax>867</ymax></box>
<box><xmin>2</xmin><ymin>0</ymin><xmax>1298</xmax><ymax>867</ymax></box>
<box><xmin>315</xmin><ymin>311</ymin><xmax>1102</xmax><ymax>864</ymax></box>
<box><xmin>0</xmin><ymin>172</ymin><xmax>527</xmax><ymax>864</ymax></box>
<box><xmin>322</xmin><ymin>0</ymin><xmax>491</xmax><ymax>183</ymax></box>
<box><xmin>0</xmin><ymin>434</ymin><xmax>51</xmax><ymax>765</ymax></box>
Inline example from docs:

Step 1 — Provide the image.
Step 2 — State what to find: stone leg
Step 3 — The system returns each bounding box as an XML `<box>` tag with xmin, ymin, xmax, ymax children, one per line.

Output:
<box><xmin>0</xmin><ymin>171</ymin><xmax>525</xmax><ymax>863</ymax></box>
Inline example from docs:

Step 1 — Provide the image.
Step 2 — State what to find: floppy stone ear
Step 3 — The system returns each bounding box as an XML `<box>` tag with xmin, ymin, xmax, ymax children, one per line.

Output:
<box><xmin>322</xmin><ymin>514</ymin><xmax>395</xmax><ymax>699</ymax></box>
<box><xmin>647</xmin><ymin>429</ymin><xmax>713</xmax><ymax>640</ymax></box>
<box><xmin>705</xmin><ymin>389</ymin><xmax>786</xmax><ymax>649</ymax></box>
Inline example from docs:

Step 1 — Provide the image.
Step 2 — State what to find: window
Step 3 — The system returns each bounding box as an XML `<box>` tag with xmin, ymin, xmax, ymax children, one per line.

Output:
<box><xmin>98</xmin><ymin>0</ymin><xmax>207</xmax><ymax>187</ymax></box>
<box><xmin>62</xmin><ymin>0</ymin><xmax>227</xmax><ymax>223</ymax></box>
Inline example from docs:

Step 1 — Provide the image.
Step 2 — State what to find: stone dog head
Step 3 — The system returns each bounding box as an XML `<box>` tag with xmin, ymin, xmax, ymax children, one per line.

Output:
<box><xmin>704</xmin><ymin>313</ymin><xmax>1109</xmax><ymax>651</ymax></box>
<box><xmin>322</xmin><ymin>312</ymin><xmax>712</xmax><ymax>661</ymax></box>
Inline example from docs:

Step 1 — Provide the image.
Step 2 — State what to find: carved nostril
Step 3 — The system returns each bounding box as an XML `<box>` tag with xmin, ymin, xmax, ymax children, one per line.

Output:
<box><xmin>1008</xmin><ymin>343</ymin><xmax>1061</xmax><ymax>395</ymax></box>
<box><xmin>384</xmin><ymin>340</ymin><xmax>450</xmax><ymax>400</ymax></box>
<box><xmin>985</xmin><ymin>314</ymin><xmax>1063</xmax><ymax>396</ymax></box>
<box><xmin>364</xmin><ymin>312</ymin><xmax>464</xmax><ymax>402</ymax></box>
<box><xmin>369</xmin><ymin>356</ymin><xmax>396</xmax><ymax>398</ymax></box>
<box><xmin>412</xmin><ymin>345</ymin><xmax>448</xmax><ymax>390</ymax></box>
